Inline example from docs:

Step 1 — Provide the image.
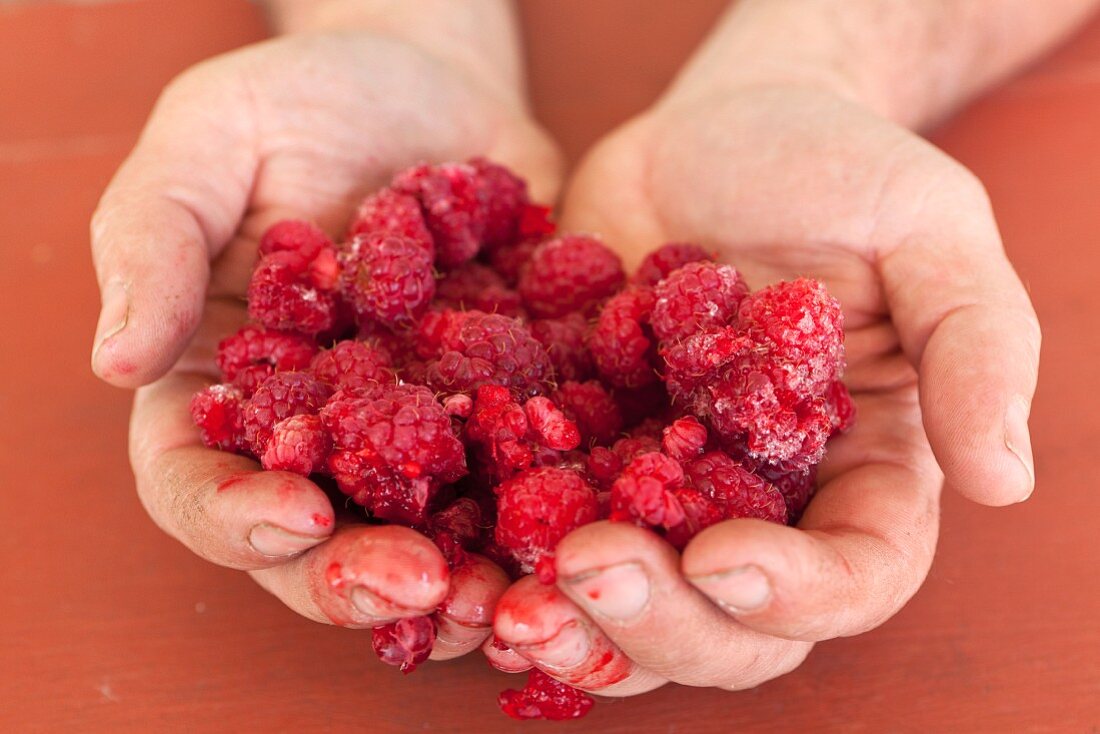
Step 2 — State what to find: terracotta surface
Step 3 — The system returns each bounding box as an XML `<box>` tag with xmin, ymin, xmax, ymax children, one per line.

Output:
<box><xmin>1</xmin><ymin>1</ymin><xmax>1098</xmax><ymax>731</ymax></box>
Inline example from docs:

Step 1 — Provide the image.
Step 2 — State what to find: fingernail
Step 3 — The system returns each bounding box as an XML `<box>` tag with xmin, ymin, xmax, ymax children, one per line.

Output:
<box><xmin>689</xmin><ymin>565</ymin><xmax>771</xmax><ymax>614</ymax></box>
<box><xmin>514</xmin><ymin>621</ymin><xmax>590</xmax><ymax>670</ymax></box>
<box><xmin>564</xmin><ymin>562</ymin><xmax>650</xmax><ymax>622</ymax></box>
<box><xmin>248</xmin><ymin>523</ymin><xmax>324</xmax><ymax>557</ymax></box>
<box><xmin>348</xmin><ymin>585</ymin><xmax>424</xmax><ymax>622</ymax></box>
<box><xmin>1005</xmin><ymin>395</ymin><xmax>1035</xmax><ymax>500</ymax></box>
<box><xmin>92</xmin><ymin>280</ymin><xmax>129</xmax><ymax>363</ymax></box>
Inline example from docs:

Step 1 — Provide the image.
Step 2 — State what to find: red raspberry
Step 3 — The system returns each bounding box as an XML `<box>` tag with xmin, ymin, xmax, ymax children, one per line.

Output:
<box><xmin>464</xmin><ymin>386</ymin><xmax>578</xmax><ymax>480</ymax></box>
<box><xmin>737</xmin><ymin>278</ymin><xmax>845</xmax><ymax>396</ymax></box>
<box><xmin>530</xmin><ymin>313</ymin><xmax>593</xmax><ymax>383</ymax></box>
<box><xmin>517</xmin><ymin>203</ymin><xmax>556</xmax><ymax>241</ymax></box>
<box><xmin>427</xmin><ymin>497</ymin><xmax>485</xmax><ymax>567</ymax></box>
<box><xmin>190</xmin><ymin>384</ymin><xmax>247</xmax><ymax>453</ymax></box>
<box><xmin>660</xmin><ymin>326</ymin><xmax>751</xmax><ymax>403</ymax></box>
<box><xmin>346</xmin><ymin>188</ymin><xmax>433</xmax><ymax>253</ymax></box>
<box><xmin>524</xmin><ymin>397</ymin><xmax>581</xmax><ymax>451</ymax></box>
<box><xmin>684</xmin><ymin>451</ymin><xmax>788</xmax><ymax>525</ymax></box>
<box><xmin>757</xmin><ymin>464</ymin><xmax>817</xmax><ymax>523</ymax></box>
<box><xmin>552</xmin><ymin>380</ymin><xmax>623</xmax><ymax>447</ymax></box>
<box><xmin>498</xmin><ymin>669</ymin><xmax>594</xmax><ymax>721</ymax></box>
<box><xmin>609</xmin><ymin>452</ymin><xmax>687</xmax><ymax>528</ymax></box>
<box><xmin>632</xmin><ymin>242</ymin><xmax>714</xmax><ymax>286</ymax></box>
<box><xmin>392</xmin><ymin>161</ymin><xmax>488</xmax><ymax>268</ymax></box>
<box><xmin>585</xmin><ymin>446</ymin><xmax>623</xmax><ymax>490</ymax></box>
<box><xmin>338</xmin><ymin>233</ymin><xmax>435</xmax><ymax>330</ymax></box>
<box><xmin>248</xmin><ymin>249</ymin><xmax>341</xmax><ymax>336</ymax></box>
<box><xmin>650</xmin><ymin>261</ymin><xmax>749</xmax><ymax>342</ymax></box>
<box><xmin>662</xmin><ymin>416</ymin><xmax>709</xmax><ymax>462</ymax></box>
<box><xmin>243</xmin><ymin>372</ymin><xmax>330</xmax><ymax>456</ymax></box>
<box><xmin>587</xmin><ymin>286</ymin><xmax>659</xmax><ymax>388</ymax></box>
<box><xmin>518</xmin><ymin>235</ymin><xmax>625</xmax><ymax>318</ymax></box>
<box><xmin>487</xmin><ymin>238</ymin><xmax>539</xmax><ymax>285</ymax></box>
<box><xmin>424</xmin><ymin>310</ymin><xmax>553</xmax><ymax>398</ymax></box>
<box><xmin>372</xmin><ymin>616</ymin><xmax>436</xmax><ymax>674</ymax></box>
<box><xmin>435</xmin><ymin>261</ymin><xmax>524</xmax><ymax>317</ymax></box>
<box><xmin>494</xmin><ymin>467</ymin><xmax>599</xmax><ymax>576</ymax></box>
<box><xmin>470</xmin><ymin>157</ymin><xmax>529</xmax><ymax>248</ymax></box>
<box><xmin>258</xmin><ymin>219</ymin><xmax>331</xmax><ymax>261</ymax></box>
<box><xmin>321</xmin><ymin>384</ymin><xmax>467</xmax><ymax>525</ymax></box>
<box><xmin>261</xmin><ymin>414</ymin><xmax>330</xmax><ymax>475</ymax></box>
<box><xmin>663</xmin><ymin>487</ymin><xmax>726</xmax><ymax>549</ymax></box>
<box><xmin>310</xmin><ymin>340</ymin><xmax>394</xmax><ymax>394</ymax></box>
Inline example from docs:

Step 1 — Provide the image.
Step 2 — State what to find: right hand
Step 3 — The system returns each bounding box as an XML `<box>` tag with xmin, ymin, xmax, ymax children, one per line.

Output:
<box><xmin>89</xmin><ymin>30</ymin><xmax>559</xmax><ymax>657</ymax></box>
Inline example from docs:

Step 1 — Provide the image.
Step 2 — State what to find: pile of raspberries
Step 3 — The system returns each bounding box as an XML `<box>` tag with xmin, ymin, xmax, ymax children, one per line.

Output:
<box><xmin>190</xmin><ymin>158</ymin><xmax>853</xmax><ymax>721</ymax></box>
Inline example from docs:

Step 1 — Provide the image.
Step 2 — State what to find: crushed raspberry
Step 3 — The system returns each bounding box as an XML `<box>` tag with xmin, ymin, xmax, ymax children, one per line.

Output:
<box><xmin>494</xmin><ymin>467</ymin><xmax>599</xmax><ymax>577</ymax></box>
<box><xmin>190</xmin><ymin>384</ymin><xmax>247</xmax><ymax>453</ymax></box>
<box><xmin>392</xmin><ymin>161</ymin><xmax>487</xmax><ymax>268</ymax></box>
<box><xmin>248</xmin><ymin>221</ymin><xmax>340</xmax><ymax>336</ymax></box>
<box><xmin>662</xmin><ymin>416</ymin><xmax>709</xmax><ymax>462</ymax></box>
<box><xmin>518</xmin><ymin>235</ymin><xmax>625</xmax><ymax>318</ymax></box>
<box><xmin>632</xmin><ymin>242</ymin><xmax>714</xmax><ymax>286</ymax></box>
<box><xmin>310</xmin><ymin>339</ymin><xmax>394</xmax><ymax>394</ymax></box>
<box><xmin>427</xmin><ymin>497</ymin><xmax>485</xmax><ymax>566</ymax></box>
<box><xmin>587</xmin><ymin>286</ymin><xmax>659</xmax><ymax>388</ymax></box>
<box><xmin>424</xmin><ymin>310</ymin><xmax>553</xmax><ymax>398</ymax></box>
<box><xmin>650</xmin><ymin>261</ymin><xmax>749</xmax><ymax>342</ymax></box>
<box><xmin>684</xmin><ymin>451</ymin><xmax>788</xmax><ymax>525</ymax></box>
<box><xmin>243</xmin><ymin>372</ymin><xmax>329</xmax><ymax>456</ymax></box>
<box><xmin>372</xmin><ymin>616</ymin><xmax>436</xmax><ymax>674</ymax></box>
<box><xmin>530</xmin><ymin>313</ymin><xmax>593</xmax><ymax>383</ymax></box>
<box><xmin>346</xmin><ymin>188</ymin><xmax>433</xmax><ymax>253</ymax></box>
<box><xmin>261</xmin><ymin>413</ymin><xmax>330</xmax><ymax>475</ymax></box>
<box><xmin>470</xmin><ymin>157</ymin><xmax>529</xmax><ymax>248</ymax></box>
<box><xmin>322</xmin><ymin>384</ymin><xmax>466</xmax><ymax>525</ymax></box>
<box><xmin>552</xmin><ymin>380</ymin><xmax>623</xmax><ymax>447</ymax></box>
<box><xmin>498</xmin><ymin>669</ymin><xmax>595</xmax><ymax>721</ymax></box>
<box><xmin>338</xmin><ymin>233</ymin><xmax>435</xmax><ymax>329</ymax></box>
<box><xmin>435</xmin><ymin>261</ymin><xmax>524</xmax><ymax>317</ymax></box>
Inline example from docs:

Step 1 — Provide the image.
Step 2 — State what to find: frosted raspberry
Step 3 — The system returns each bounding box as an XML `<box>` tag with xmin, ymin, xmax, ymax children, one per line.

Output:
<box><xmin>662</xmin><ymin>416</ymin><xmax>708</xmax><ymax>462</ymax></box>
<box><xmin>737</xmin><ymin>278</ymin><xmax>845</xmax><ymax>396</ymax></box>
<box><xmin>435</xmin><ymin>261</ymin><xmax>524</xmax><ymax>317</ymax></box>
<box><xmin>346</xmin><ymin>188</ymin><xmax>433</xmax><ymax>253</ymax></box>
<box><xmin>660</xmin><ymin>326</ymin><xmax>751</xmax><ymax>403</ymax></box>
<box><xmin>758</xmin><ymin>464</ymin><xmax>817</xmax><ymax>523</ymax></box>
<box><xmin>498</xmin><ymin>669</ymin><xmax>594</xmax><ymax>721</ymax></box>
<box><xmin>259</xmin><ymin>219</ymin><xmax>331</xmax><ymax>262</ymax></box>
<box><xmin>243</xmin><ymin>372</ymin><xmax>330</xmax><ymax>456</ymax></box>
<box><xmin>494</xmin><ymin>467</ymin><xmax>599</xmax><ymax>576</ymax></box>
<box><xmin>248</xmin><ymin>250</ymin><xmax>340</xmax><ymax>336</ymax></box>
<box><xmin>518</xmin><ymin>235</ymin><xmax>625</xmax><ymax>318</ymax></box>
<box><xmin>609</xmin><ymin>452</ymin><xmax>687</xmax><ymax>528</ymax></box>
<box><xmin>826</xmin><ymin>379</ymin><xmax>856</xmax><ymax>434</ymax></box>
<box><xmin>322</xmin><ymin>384</ymin><xmax>466</xmax><ymax>525</ymax></box>
<box><xmin>424</xmin><ymin>310</ymin><xmax>553</xmax><ymax>398</ymax></box>
<box><xmin>632</xmin><ymin>242</ymin><xmax>714</xmax><ymax>286</ymax></box>
<box><xmin>338</xmin><ymin>233</ymin><xmax>435</xmax><ymax>329</ymax></box>
<box><xmin>372</xmin><ymin>616</ymin><xmax>436</xmax><ymax>674</ymax></box>
<box><xmin>487</xmin><ymin>239</ymin><xmax>539</xmax><ymax>285</ymax></box>
<box><xmin>310</xmin><ymin>340</ymin><xmax>394</xmax><ymax>394</ymax></box>
<box><xmin>650</xmin><ymin>261</ymin><xmax>748</xmax><ymax>342</ymax></box>
<box><xmin>552</xmin><ymin>380</ymin><xmax>623</xmax><ymax>446</ymax></box>
<box><xmin>470</xmin><ymin>157</ymin><xmax>529</xmax><ymax>248</ymax></box>
<box><xmin>261</xmin><ymin>414</ymin><xmax>330</xmax><ymax>475</ymax></box>
<box><xmin>587</xmin><ymin>286</ymin><xmax>659</xmax><ymax>388</ymax></box>
<box><xmin>684</xmin><ymin>451</ymin><xmax>788</xmax><ymax>524</ymax></box>
<box><xmin>190</xmin><ymin>384</ymin><xmax>247</xmax><ymax>453</ymax></box>
<box><xmin>530</xmin><ymin>313</ymin><xmax>593</xmax><ymax>383</ymax></box>
<box><xmin>392</xmin><ymin>161</ymin><xmax>487</xmax><ymax>268</ymax></box>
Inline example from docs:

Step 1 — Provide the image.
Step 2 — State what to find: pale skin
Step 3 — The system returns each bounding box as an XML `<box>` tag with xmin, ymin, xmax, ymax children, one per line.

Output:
<box><xmin>90</xmin><ymin>0</ymin><xmax>1097</xmax><ymax>692</ymax></box>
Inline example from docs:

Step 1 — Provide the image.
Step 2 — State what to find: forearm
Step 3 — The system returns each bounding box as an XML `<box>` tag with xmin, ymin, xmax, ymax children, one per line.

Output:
<box><xmin>665</xmin><ymin>0</ymin><xmax>1100</xmax><ymax>128</ymax></box>
<box><xmin>262</xmin><ymin>0</ymin><xmax>526</xmax><ymax>107</ymax></box>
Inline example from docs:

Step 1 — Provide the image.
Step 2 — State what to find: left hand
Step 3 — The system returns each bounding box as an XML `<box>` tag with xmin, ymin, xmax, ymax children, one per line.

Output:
<box><xmin>491</xmin><ymin>80</ymin><xmax>1040</xmax><ymax>694</ymax></box>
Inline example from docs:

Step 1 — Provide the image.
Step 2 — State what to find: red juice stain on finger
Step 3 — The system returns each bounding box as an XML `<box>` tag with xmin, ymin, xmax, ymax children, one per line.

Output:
<box><xmin>216</xmin><ymin>473</ymin><xmax>252</xmax><ymax>492</ymax></box>
<box><xmin>325</xmin><ymin>562</ymin><xmax>345</xmax><ymax>590</ymax></box>
<box><xmin>311</xmin><ymin>513</ymin><xmax>332</xmax><ymax>528</ymax></box>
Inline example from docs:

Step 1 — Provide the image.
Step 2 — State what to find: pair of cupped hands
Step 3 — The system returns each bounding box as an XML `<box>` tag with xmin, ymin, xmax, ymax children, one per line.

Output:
<box><xmin>90</xmin><ymin>32</ymin><xmax>1039</xmax><ymax>694</ymax></box>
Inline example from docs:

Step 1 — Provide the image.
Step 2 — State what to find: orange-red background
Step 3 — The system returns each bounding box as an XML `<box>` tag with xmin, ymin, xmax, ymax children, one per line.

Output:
<box><xmin>1</xmin><ymin>1</ymin><xmax>1097</xmax><ymax>731</ymax></box>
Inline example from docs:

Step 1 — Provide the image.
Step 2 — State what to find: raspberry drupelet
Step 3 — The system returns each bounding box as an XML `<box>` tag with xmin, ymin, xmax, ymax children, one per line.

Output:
<box><xmin>518</xmin><ymin>235</ymin><xmax>625</xmax><ymax>319</ymax></box>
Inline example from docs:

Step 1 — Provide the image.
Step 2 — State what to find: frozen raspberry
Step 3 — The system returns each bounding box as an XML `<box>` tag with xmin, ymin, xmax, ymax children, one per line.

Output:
<box><xmin>261</xmin><ymin>414</ymin><xmax>330</xmax><ymax>475</ymax></box>
<box><xmin>190</xmin><ymin>384</ymin><xmax>247</xmax><ymax>453</ymax></box>
<box><xmin>826</xmin><ymin>379</ymin><xmax>856</xmax><ymax>434</ymax></box>
<box><xmin>243</xmin><ymin>372</ymin><xmax>329</xmax><ymax>456</ymax></box>
<box><xmin>587</xmin><ymin>286</ymin><xmax>659</xmax><ymax>388</ymax></box>
<box><xmin>322</xmin><ymin>384</ymin><xmax>467</xmax><ymax>525</ymax></box>
<box><xmin>758</xmin><ymin>464</ymin><xmax>817</xmax><ymax>523</ymax></box>
<box><xmin>684</xmin><ymin>451</ymin><xmax>788</xmax><ymax>524</ymax></box>
<box><xmin>310</xmin><ymin>340</ymin><xmax>394</xmax><ymax>394</ymax></box>
<box><xmin>518</xmin><ymin>235</ymin><xmax>625</xmax><ymax>318</ymax></box>
<box><xmin>650</xmin><ymin>261</ymin><xmax>749</xmax><ymax>342</ymax></box>
<box><xmin>487</xmin><ymin>239</ymin><xmax>539</xmax><ymax>285</ymax></box>
<box><xmin>660</xmin><ymin>326</ymin><xmax>751</xmax><ymax>403</ymax></box>
<box><xmin>632</xmin><ymin>242</ymin><xmax>714</xmax><ymax>286</ymax></box>
<box><xmin>498</xmin><ymin>669</ymin><xmax>595</xmax><ymax>721</ymax></box>
<box><xmin>424</xmin><ymin>310</ymin><xmax>553</xmax><ymax>398</ymax></box>
<box><xmin>470</xmin><ymin>157</ymin><xmax>529</xmax><ymax>248</ymax></box>
<box><xmin>494</xmin><ymin>467</ymin><xmax>599</xmax><ymax>576</ymax></box>
<box><xmin>609</xmin><ymin>452</ymin><xmax>686</xmax><ymax>528</ymax></box>
<box><xmin>392</xmin><ymin>161</ymin><xmax>487</xmax><ymax>268</ymax></box>
<box><xmin>372</xmin><ymin>616</ymin><xmax>436</xmax><ymax>674</ymax></box>
<box><xmin>338</xmin><ymin>233</ymin><xmax>435</xmax><ymax>329</ymax></box>
<box><xmin>435</xmin><ymin>261</ymin><xmax>524</xmax><ymax>317</ymax></box>
<box><xmin>662</xmin><ymin>416</ymin><xmax>709</xmax><ymax>462</ymax></box>
<box><xmin>530</xmin><ymin>313</ymin><xmax>593</xmax><ymax>383</ymax></box>
<box><xmin>346</xmin><ymin>188</ymin><xmax>433</xmax><ymax>253</ymax></box>
<box><xmin>552</xmin><ymin>381</ymin><xmax>623</xmax><ymax>447</ymax></box>
<box><xmin>737</xmin><ymin>278</ymin><xmax>845</xmax><ymax>396</ymax></box>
